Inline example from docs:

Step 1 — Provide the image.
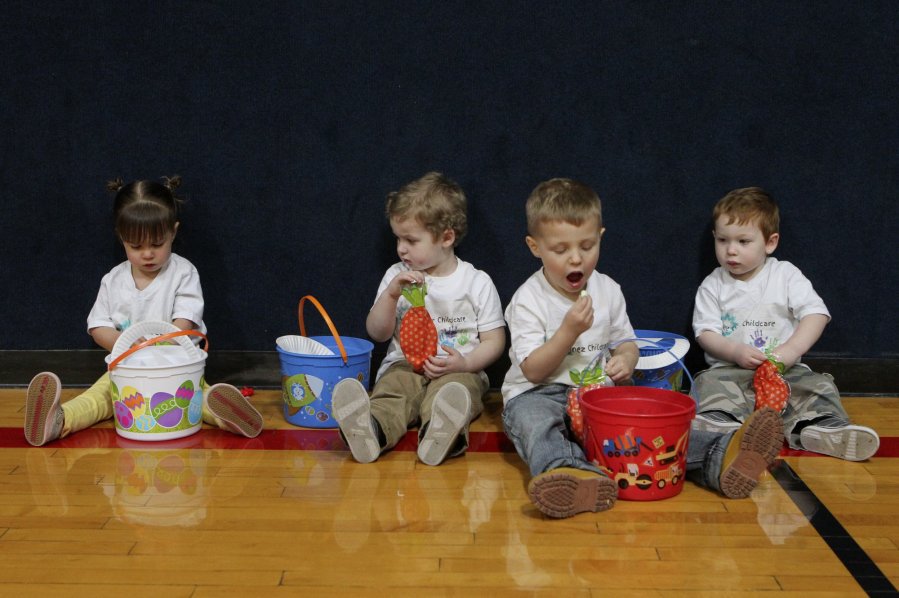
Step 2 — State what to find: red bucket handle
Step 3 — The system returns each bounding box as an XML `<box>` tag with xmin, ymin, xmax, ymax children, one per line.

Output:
<box><xmin>107</xmin><ymin>329</ymin><xmax>208</xmax><ymax>371</ymax></box>
<box><xmin>298</xmin><ymin>295</ymin><xmax>348</xmax><ymax>364</ymax></box>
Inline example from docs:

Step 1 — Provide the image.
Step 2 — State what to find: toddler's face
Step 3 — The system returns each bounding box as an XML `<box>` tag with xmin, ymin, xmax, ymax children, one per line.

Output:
<box><xmin>390</xmin><ymin>216</ymin><xmax>456</xmax><ymax>276</ymax></box>
<box><xmin>712</xmin><ymin>215</ymin><xmax>779</xmax><ymax>281</ymax></box>
<box><xmin>526</xmin><ymin>217</ymin><xmax>604</xmax><ymax>301</ymax></box>
<box><xmin>122</xmin><ymin>229</ymin><xmax>176</xmax><ymax>281</ymax></box>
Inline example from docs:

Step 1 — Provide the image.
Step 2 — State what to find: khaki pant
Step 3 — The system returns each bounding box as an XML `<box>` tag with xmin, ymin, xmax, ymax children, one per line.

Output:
<box><xmin>369</xmin><ymin>362</ymin><xmax>487</xmax><ymax>456</ymax></box>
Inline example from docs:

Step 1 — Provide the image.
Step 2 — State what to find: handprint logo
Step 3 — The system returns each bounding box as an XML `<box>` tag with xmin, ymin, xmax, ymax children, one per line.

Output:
<box><xmin>750</xmin><ymin>329</ymin><xmax>768</xmax><ymax>348</ymax></box>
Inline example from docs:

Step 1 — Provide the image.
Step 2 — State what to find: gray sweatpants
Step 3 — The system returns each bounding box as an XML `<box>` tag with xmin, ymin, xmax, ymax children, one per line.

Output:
<box><xmin>691</xmin><ymin>364</ymin><xmax>850</xmax><ymax>449</ymax></box>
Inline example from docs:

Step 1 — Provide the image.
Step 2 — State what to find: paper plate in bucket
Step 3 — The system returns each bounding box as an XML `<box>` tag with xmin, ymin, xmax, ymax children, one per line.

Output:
<box><xmin>106</xmin><ymin>321</ymin><xmax>208</xmax><ymax>442</ymax></box>
<box><xmin>276</xmin><ymin>335</ymin><xmax>334</xmax><ymax>356</ymax></box>
<box><xmin>580</xmin><ymin>386</ymin><xmax>695</xmax><ymax>501</ymax></box>
<box><xmin>632</xmin><ymin>329</ymin><xmax>690</xmax><ymax>391</ymax></box>
<box><xmin>277</xmin><ymin>296</ymin><xmax>373</xmax><ymax>428</ymax></box>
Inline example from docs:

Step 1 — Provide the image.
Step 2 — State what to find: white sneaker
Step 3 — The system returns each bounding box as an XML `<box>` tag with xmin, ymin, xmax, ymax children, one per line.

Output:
<box><xmin>799</xmin><ymin>423</ymin><xmax>880</xmax><ymax>461</ymax></box>
<box><xmin>332</xmin><ymin>378</ymin><xmax>381</xmax><ymax>464</ymax></box>
<box><xmin>693</xmin><ymin>411</ymin><xmax>742</xmax><ymax>433</ymax></box>
<box><xmin>418</xmin><ymin>382</ymin><xmax>471</xmax><ymax>466</ymax></box>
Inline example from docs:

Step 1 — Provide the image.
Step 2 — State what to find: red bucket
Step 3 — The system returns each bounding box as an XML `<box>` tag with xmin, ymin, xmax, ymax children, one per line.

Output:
<box><xmin>580</xmin><ymin>386</ymin><xmax>695</xmax><ymax>501</ymax></box>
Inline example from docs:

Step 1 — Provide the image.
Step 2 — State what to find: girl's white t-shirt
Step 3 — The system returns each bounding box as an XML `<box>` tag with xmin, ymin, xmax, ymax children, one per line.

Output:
<box><xmin>86</xmin><ymin>253</ymin><xmax>206</xmax><ymax>335</ymax></box>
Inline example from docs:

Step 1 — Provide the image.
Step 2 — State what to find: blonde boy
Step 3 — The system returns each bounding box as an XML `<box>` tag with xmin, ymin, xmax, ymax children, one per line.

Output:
<box><xmin>502</xmin><ymin>179</ymin><xmax>785</xmax><ymax>518</ymax></box>
<box><xmin>332</xmin><ymin>172</ymin><xmax>506</xmax><ymax>466</ymax></box>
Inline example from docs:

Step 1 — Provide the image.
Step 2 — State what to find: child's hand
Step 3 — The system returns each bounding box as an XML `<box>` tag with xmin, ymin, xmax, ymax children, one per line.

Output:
<box><xmin>770</xmin><ymin>346</ymin><xmax>800</xmax><ymax>371</ymax></box>
<box><xmin>130</xmin><ymin>336</ymin><xmax>149</xmax><ymax>348</ymax></box>
<box><xmin>733</xmin><ymin>344</ymin><xmax>768</xmax><ymax>369</ymax></box>
<box><xmin>422</xmin><ymin>345</ymin><xmax>468</xmax><ymax>380</ymax></box>
<box><xmin>561</xmin><ymin>294</ymin><xmax>594</xmax><ymax>337</ymax></box>
<box><xmin>387</xmin><ymin>270</ymin><xmax>426</xmax><ymax>300</ymax></box>
<box><xmin>605</xmin><ymin>352</ymin><xmax>637</xmax><ymax>383</ymax></box>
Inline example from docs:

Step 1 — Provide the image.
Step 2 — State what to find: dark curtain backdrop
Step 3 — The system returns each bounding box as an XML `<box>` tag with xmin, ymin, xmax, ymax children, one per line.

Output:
<box><xmin>3</xmin><ymin>2</ymin><xmax>897</xmax><ymax>367</ymax></box>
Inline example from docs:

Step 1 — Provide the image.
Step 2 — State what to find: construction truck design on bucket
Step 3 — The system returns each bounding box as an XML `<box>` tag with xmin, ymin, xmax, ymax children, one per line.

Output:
<box><xmin>571</xmin><ymin>336</ymin><xmax>695</xmax><ymax>501</ymax></box>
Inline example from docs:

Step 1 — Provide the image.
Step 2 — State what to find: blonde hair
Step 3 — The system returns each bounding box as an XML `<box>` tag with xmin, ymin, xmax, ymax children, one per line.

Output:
<box><xmin>107</xmin><ymin>176</ymin><xmax>183</xmax><ymax>244</ymax></box>
<box><xmin>526</xmin><ymin>178</ymin><xmax>602</xmax><ymax>235</ymax></box>
<box><xmin>714</xmin><ymin>187</ymin><xmax>780</xmax><ymax>240</ymax></box>
<box><xmin>385</xmin><ymin>172</ymin><xmax>467</xmax><ymax>246</ymax></box>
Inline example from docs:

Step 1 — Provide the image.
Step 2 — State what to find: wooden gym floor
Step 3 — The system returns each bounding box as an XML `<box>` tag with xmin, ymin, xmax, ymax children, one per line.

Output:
<box><xmin>0</xmin><ymin>387</ymin><xmax>897</xmax><ymax>596</ymax></box>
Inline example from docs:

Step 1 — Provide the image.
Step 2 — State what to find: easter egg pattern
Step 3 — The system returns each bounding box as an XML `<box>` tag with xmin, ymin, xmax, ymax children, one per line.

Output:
<box><xmin>134</xmin><ymin>414</ymin><xmax>155</xmax><ymax>432</ymax></box>
<box><xmin>150</xmin><ymin>391</ymin><xmax>183</xmax><ymax>428</ymax></box>
<box><xmin>122</xmin><ymin>386</ymin><xmax>147</xmax><ymax>417</ymax></box>
<box><xmin>187</xmin><ymin>389</ymin><xmax>203</xmax><ymax>425</ymax></box>
<box><xmin>174</xmin><ymin>380</ymin><xmax>195</xmax><ymax>409</ymax></box>
<box><xmin>114</xmin><ymin>401</ymin><xmax>134</xmax><ymax>429</ymax></box>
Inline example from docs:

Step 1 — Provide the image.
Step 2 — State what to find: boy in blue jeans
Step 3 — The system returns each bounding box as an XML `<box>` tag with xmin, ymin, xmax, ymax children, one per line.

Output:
<box><xmin>502</xmin><ymin>178</ymin><xmax>785</xmax><ymax>518</ymax></box>
<box><xmin>691</xmin><ymin>187</ymin><xmax>879</xmax><ymax>461</ymax></box>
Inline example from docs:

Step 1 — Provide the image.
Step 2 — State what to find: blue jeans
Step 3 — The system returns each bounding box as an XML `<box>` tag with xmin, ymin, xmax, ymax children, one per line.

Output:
<box><xmin>503</xmin><ymin>383</ymin><xmax>733</xmax><ymax>492</ymax></box>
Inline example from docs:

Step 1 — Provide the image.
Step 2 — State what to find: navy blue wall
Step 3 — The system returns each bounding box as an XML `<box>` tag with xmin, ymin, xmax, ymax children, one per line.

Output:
<box><xmin>4</xmin><ymin>2</ymin><xmax>897</xmax><ymax>364</ymax></box>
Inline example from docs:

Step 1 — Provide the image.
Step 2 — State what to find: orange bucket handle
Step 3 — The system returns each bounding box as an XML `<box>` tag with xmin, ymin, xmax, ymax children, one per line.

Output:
<box><xmin>107</xmin><ymin>329</ymin><xmax>209</xmax><ymax>371</ymax></box>
<box><xmin>298</xmin><ymin>295</ymin><xmax>348</xmax><ymax>364</ymax></box>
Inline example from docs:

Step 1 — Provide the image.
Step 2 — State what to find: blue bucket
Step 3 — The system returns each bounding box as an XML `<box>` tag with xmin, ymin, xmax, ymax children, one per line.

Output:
<box><xmin>632</xmin><ymin>330</ymin><xmax>691</xmax><ymax>391</ymax></box>
<box><xmin>277</xmin><ymin>296</ymin><xmax>374</xmax><ymax>428</ymax></box>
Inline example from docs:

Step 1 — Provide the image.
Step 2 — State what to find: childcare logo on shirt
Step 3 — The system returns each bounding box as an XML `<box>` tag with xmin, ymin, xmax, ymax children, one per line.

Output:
<box><xmin>721</xmin><ymin>312</ymin><xmax>738</xmax><ymax>337</ymax></box>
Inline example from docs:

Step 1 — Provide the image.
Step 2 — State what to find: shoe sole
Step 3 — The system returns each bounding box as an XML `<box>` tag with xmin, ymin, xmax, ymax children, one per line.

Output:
<box><xmin>206</xmin><ymin>384</ymin><xmax>263</xmax><ymax>438</ymax></box>
<box><xmin>800</xmin><ymin>425</ymin><xmax>880</xmax><ymax>461</ymax></box>
<box><xmin>720</xmin><ymin>408</ymin><xmax>784</xmax><ymax>499</ymax></box>
<box><xmin>332</xmin><ymin>379</ymin><xmax>380</xmax><ymax>464</ymax></box>
<box><xmin>528</xmin><ymin>470</ymin><xmax>618</xmax><ymax>518</ymax></box>
<box><xmin>418</xmin><ymin>382</ymin><xmax>471</xmax><ymax>466</ymax></box>
<box><xmin>25</xmin><ymin>372</ymin><xmax>62</xmax><ymax>446</ymax></box>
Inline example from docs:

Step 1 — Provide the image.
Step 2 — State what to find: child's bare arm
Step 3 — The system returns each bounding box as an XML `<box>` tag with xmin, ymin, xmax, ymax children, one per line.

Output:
<box><xmin>606</xmin><ymin>341</ymin><xmax>639</xmax><ymax>383</ymax></box>
<box><xmin>773</xmin><ymin>313</ymin><xmax>828</xmax><ymax>369</ymax></box>
<box><xmin>172</xmin><ymin>318</ymin><xmax>196</xmax><ymax>331</ymax></box>
<box><xmin>697</xmin><ymin>330</ymin><xmax>767</xmax><ymax>369</ymax></box>
<box><xmin>520</xmin><ymin>295</ymin><xmax>593</xmax><ymax>384</ymax></box>
<box><xmin>89</xmin><ymin>326</ymin><xmax>121</xmax><ymax>353</ymax></box>
<box><xmin>366</xmin><ymin>270</ymin><xmax>425</xmax><ymax>342</ymax></box>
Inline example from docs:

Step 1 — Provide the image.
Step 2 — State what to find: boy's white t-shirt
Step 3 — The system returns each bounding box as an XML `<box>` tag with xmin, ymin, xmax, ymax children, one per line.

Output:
<box><xmin>692</xmin><ymin>257</ymin><xmax>829</xmax><ymax>368</ymax></box>
<box><xmin>501</xmin><ymin>269</ymin><xmax>635</xmax><ymax>404</ymax></box>
<box><xmin>373</xmin><ymin>258</ymin><xmax>505</xmax><ymax>383</ymax></box>
<box><xmin>86</xmin><ymin>253</ymin><xmax>207</xmax><ymax>335</ymax></box>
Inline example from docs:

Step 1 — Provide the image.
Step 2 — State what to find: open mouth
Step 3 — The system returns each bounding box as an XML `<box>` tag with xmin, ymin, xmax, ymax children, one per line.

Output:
<box><xmin>566</xmin><ymin>272</ymin><xmax>584</xmax><ymax>285</ymax></box>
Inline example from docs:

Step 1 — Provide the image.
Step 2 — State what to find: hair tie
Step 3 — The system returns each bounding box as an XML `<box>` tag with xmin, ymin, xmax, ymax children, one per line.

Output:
<box><xmin>105</xmin><ymin>178</ymin><xmax>125</xmax><ymax>194</ymax></box>
<box><xmin>162</xmin><ymin>175</ymin><xmax>182</xmax><ymax>191</ymax></box>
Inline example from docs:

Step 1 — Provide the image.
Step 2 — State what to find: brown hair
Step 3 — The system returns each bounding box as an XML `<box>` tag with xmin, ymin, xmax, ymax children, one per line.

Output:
<box><xmin>107</xmin><ymin>176</ymin><xmax>183</xmax><ymax>244</ymax></box>
<box><xmin>714</xmin><ymin>187</ymin><xmax>779</xmax><ymax>239</ymax></box>
<box><xmin>385</xmin><ymin>172</ymin><xmax>467</xmax><ymax>246</ymax></box>
<box><xmin>526</xmin><ymin>178</ymin><xmax>602</xmax><ymax>235</ymax></box>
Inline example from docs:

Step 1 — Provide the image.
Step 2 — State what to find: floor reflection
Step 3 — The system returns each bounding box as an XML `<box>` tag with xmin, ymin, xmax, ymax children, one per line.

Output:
<box><xmin>104</xmin><ymin>434</ymin><xmax>209</xmax><ymax>527</ymax></box>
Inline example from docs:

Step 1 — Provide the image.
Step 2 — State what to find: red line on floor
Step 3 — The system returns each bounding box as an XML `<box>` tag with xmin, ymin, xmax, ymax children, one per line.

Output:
<box><xmin>1</xmin><ymin>427</ymin><xmax>896</xmax><ymax>457</ymax></box>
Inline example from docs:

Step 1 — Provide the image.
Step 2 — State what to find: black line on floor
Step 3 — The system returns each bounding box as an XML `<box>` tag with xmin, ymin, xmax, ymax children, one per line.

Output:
<box><xmin>771</xmin><ymin>460</ymin><xmax>898</xmax><ymax>596</ymax></box>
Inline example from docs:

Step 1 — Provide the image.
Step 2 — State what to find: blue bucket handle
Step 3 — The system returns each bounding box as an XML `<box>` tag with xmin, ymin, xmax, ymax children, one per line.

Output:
<box><xmin>581</xmin><ymin>336</ymin><xmax>694</xmax><ymax>391</ymax></box>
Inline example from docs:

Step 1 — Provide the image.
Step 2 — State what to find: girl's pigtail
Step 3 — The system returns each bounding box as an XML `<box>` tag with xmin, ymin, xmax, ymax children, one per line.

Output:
<box><xmin>162</xmin><ymin>175</ymin><xmax>182</xmax><ymax>192</ymax></box>
<box><xmin>106</xmin><ymin>177</ymin><xmax>125</xmax><ymax>194</ymax></box>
